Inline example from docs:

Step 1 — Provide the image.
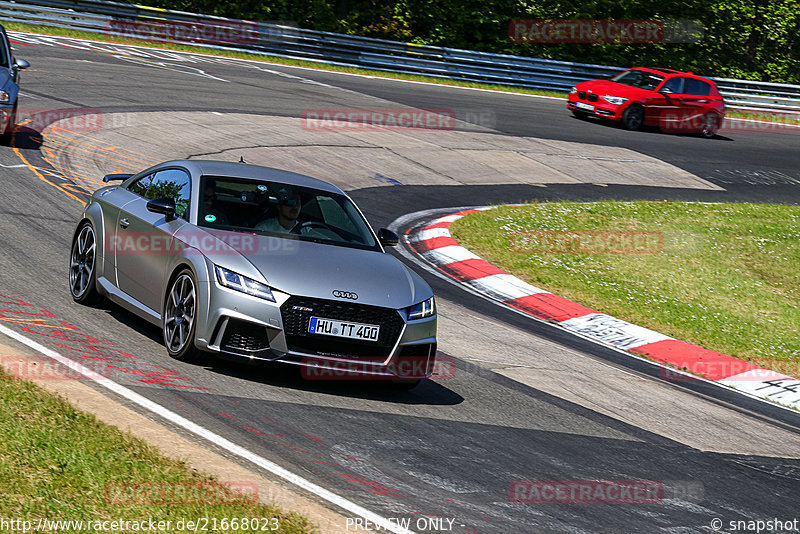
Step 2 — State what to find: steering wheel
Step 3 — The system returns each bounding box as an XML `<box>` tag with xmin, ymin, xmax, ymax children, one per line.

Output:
<box><xmin>292</xmin><ymin>220</ymin><xmax>344</xmax><ymax>239</ymax></box>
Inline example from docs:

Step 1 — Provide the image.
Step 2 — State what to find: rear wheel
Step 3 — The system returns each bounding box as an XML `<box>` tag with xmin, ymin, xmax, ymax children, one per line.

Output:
<box><xmin>700</xmin><ymin>112</ymin><xmax>720</xmax><ymax>138</ymax></box>
<box><xmin>163</xmin><ymin>269</ymin><xmax>203</xmax><ymax>362</ymax></box>
<box><xmin>622</xmin><ymin>105</ymin><xmax>644</xmax><ymax>131</ymax></box>
<box><xmin>69</xmin><ymin>222</ymin><xmax>100</xmax><ymax>304</ymax></box>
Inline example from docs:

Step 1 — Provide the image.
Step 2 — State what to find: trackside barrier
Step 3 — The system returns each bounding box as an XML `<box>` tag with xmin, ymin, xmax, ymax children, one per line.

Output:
<box><xmin>3</xmin><ymin>0</ymin><xmax>800</xmax><ymax>113</ymax></box>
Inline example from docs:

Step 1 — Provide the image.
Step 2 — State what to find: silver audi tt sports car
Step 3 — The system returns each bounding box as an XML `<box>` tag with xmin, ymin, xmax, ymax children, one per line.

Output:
<box><xmin>69</xmin><ymin>160</ymin><xmax>437</xmax><ymax>386</ymax></box>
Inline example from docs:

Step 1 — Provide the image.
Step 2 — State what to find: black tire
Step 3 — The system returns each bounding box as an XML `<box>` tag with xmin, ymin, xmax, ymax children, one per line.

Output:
<box><xmin>571</xmin><ymin>109</ymin><xmax>589</xmax><ymax>120</ymax></box>
<box><xmin>700</xmin><ymin>112</ymin><xmax>720</xmax><ymax>138</ymax></box>
<box><xmin>163</xmin><ymin>269</ymin><xmax>203</xmax><ymax>362</ymax></box>
<box><xmin>69</xmin><ymin>222</ymin><xmax>100</xmax><ymax>305</ymax></box>
<box><xmin>622</xmin><ymin>105</ymin><xmax>644</xmax><ymax>131</ymax></box>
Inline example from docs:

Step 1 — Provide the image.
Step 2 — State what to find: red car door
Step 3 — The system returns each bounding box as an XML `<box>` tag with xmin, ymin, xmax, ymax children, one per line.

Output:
<box><xmin>652</xmin><ymin>76</ymin><xmax>688</xmax><ymax>132</ymax></box>
<box><xmin>679</xmin><ymin>78</ymin><xmax>715</xmax><ymax>132</ymax></box>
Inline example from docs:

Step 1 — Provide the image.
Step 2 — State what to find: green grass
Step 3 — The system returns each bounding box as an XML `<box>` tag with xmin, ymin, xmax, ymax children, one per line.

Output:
<box><xmin>0</xmin><ymin>368</ymin><xmax>316</xmax><ymax>533</ymax></box>
<box><xmin>449</xmin><ymin>202</ymin><xmax>800</xmax><ymax>377</ymax></box>
<box><xmin>725</xmin><ymin>110</ymin><xmax>800</xmax><ymax>128</ymax></box>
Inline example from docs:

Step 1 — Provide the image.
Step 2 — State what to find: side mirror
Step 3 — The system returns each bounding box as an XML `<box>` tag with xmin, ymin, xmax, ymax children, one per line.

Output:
<box><xmin>13</xmin><ymin>59</ymin><xmax>29</xmax><ymax>71</ymax></box>
<box><xmin>377</xmin><ymin>228</ymin><xmax>399</xmax><ymax>247</ymax></box>
<box><xmin>147</xmin><ymin>197</ymin><xmax>176</xmax><ymax>221</ymax></box>
<box><xmin>103</xmin><ymin>173</ymin><xmax>132</xmax><ymax>182</ymax></box>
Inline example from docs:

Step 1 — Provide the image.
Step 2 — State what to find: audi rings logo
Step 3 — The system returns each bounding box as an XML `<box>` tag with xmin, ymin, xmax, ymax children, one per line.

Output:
<box><xmin>332</xmin><ymin>290</ymin><xmax>358</xmax><ymax>300</ymax></box>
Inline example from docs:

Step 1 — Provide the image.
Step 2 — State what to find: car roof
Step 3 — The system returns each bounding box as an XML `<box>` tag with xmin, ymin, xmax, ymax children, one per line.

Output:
<box><xmin>151</xmin><ymin>160</ymin><xmax>345</xmax><ymax>195</ymax></box>
<box><xmin>629</xmin><ymin>67</ymin><xmax>714</xmax><ymax>82</ymax></box>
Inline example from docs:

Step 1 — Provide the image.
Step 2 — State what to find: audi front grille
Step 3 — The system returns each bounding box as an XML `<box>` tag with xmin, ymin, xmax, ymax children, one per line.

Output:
<box><xmin>280</xmin><ymin>296</ymin><xmax>404</xmax><ymax>359</ymax></box>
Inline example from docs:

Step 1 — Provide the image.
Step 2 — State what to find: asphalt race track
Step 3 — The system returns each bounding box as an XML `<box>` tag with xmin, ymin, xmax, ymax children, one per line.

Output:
<box><xmin>2</xmin><ymin>33</ymin><xmax>800</xmax><ymax>533</ymax></box>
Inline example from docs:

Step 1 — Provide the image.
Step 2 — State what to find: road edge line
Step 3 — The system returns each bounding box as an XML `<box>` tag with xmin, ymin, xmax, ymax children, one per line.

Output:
<box><xmin>0</xmin><ymin>322</ymin><xmax>417</xmax><ymax>534</ymax></box>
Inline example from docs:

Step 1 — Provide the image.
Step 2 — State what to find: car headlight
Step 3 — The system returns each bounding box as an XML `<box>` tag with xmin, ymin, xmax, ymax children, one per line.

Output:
<box><xmin>570</xmin><ymin>86</ymin><xmax>577</xmax><ymax>94</ymax></box>
<box><xmin>602</xmin><ymin>95</ymin><xmax>628</xmax><ymax>105</ymax></box>
<box><xmin>0</xmin><ymin>91</ymin><xmax>9</xmax><ymax>105</ymax></box>
<box><xmin>214</xmin><ymin>266</ymin><xmax>275</xmax><ymax>302</ymax></box>
<box><xmin>408</xmin><ymin>296</ymin><xmax>435</xmax><ymax>320</ymax></box>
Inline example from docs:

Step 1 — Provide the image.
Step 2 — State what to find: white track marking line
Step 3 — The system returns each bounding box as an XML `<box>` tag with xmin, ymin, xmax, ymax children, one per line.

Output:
<box><xmin>8</xmin><ymin>30</ymin><xmax>565</xmax><ymax>101</ymax></box>
<box><xmin>0</xmin><ymin>322</ymin><xmax>416</xmax><ymax>534</ymax></box>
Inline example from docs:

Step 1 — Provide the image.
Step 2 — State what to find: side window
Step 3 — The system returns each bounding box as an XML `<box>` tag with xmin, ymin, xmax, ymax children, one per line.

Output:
<box><xmin>0</xmin><ymin>33</ymin><xmax>9</xmax><ymax>68</ymax></box>
<box><xmin>127</xmin><ymin>173</ymin><xmax>154</xmax><ymax>197</ymax></box>
<box><xmin>684</xmin><ymin>78</ymin><xmax>711</xmax><ymax>96</ymax></box>
<box><xmin>660</xmin><ymin>77</ymin><xmax>683</xmax><ymax>94</ymax></box>
<box><xmin>146</xmin><ymin>169</ymin><xmax>192</xmax><ymax>220</ymax></box>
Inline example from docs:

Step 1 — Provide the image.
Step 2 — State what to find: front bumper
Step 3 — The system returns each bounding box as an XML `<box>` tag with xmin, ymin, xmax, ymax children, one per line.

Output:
<box><xmin>0</xmin><ymin>104</ymin><xmax>14</xmax><ymax>133</ymax></box>
<box><xmin>567</xmin><ymin>98</ymin><xmax>623</xmax><ymax>120</ymax></box>
<box><xmin>196</xmin><ymin>279</ymin><xmax>438</xmax><ymax>380</ymax></box>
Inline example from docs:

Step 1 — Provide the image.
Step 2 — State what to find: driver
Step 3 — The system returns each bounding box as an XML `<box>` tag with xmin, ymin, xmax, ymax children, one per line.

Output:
<box><xmin>255</xmin><ymin>185</ymin><xmax>302</xmax><ymax>233</ymax></box>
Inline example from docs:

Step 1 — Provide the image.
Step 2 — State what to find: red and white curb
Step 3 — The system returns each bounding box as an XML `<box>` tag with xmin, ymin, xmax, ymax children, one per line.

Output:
<box><xmin>406</xmin><ymin>207</ymin><xmax>800</xmax><ymax>411</ymax></box>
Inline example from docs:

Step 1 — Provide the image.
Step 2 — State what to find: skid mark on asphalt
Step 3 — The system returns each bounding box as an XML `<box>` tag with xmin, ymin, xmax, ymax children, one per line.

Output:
<box><xmin>12</xmin><ymin>145</ymin><xmax>87</xmax><ymax>205</ymax></box>
<box><xmin>11</xmin><ymin>123</ymin><xmax>158</xmax><ymax>204</ymax></box>
<box><xmin>0</xmin><ymin>292</ymin><xmax>212</xmax><ymax>391</ymax></box>
<box><xmin>142</xmin><ymin>387</ymin><xmax>481</xmax><ymax>521</ymax></box>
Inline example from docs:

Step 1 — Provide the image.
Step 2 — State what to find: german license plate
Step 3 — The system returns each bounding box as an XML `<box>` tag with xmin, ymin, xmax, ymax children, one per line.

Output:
<box><xmin>308</xmin><ymin>317</ymin><xmax>380</xmax><ymax>342</ymax></box>
<box><xmin>576</xmin><ymin>101</ymin><xmax>594</xmax><ymax>111</ymax></box>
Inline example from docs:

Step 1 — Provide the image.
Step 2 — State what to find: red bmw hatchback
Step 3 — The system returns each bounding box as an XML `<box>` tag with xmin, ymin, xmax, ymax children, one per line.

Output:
<box><xmin>566</xmin><ymin>67</ymin><xmax>726</xmax><ymax>138</ymax></box>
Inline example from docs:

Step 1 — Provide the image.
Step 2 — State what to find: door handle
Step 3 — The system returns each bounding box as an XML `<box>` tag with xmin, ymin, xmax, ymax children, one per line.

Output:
<box><xmin>119</xmin><ymin>218</ymin><xmax>130</xmax><ymax>229</ymax></box>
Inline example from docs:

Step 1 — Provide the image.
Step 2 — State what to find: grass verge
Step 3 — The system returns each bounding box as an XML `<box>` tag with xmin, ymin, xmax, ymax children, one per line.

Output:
<box><xmin>0</xmin><ymin>367</ymin><xmax>315</xmax><ymax>533</ymax></box>
<box><xmin>449</xmin><ymin>202</ymin><xmax>800</xmax><ymax>378</ymax></box>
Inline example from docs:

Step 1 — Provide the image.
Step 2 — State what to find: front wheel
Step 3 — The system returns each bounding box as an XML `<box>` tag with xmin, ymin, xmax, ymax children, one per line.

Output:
<box><xmin>163</xmin><ymin>270</ymin><xmax>203</xmax><ymax>362</ymax></box>
<box><xmin>622</xmin><ymin>105</ymin><xmax>644</xmax><ymax>131</ymax></box>
<box><xmin>69</xmin><ymin>222</ymin><xmax>100</xmax><ymax>304</ymax></box>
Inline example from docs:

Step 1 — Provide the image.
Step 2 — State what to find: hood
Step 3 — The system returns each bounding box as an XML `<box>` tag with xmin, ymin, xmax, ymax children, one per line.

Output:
<box><xmin>198</xmin><ymin>229</ymin><xmax>432</xmax><ymax>309</ymax></box>
<box><xmin>577</xmin><ymin>80</ymin><xmax>654</xmax><ymax>98</ymax></box>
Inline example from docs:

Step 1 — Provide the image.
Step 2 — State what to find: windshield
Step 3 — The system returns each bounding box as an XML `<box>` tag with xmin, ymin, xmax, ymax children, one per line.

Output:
<box><xmin>197</xmin><ymin>176</ymin><xmax>379</xmax><ymax>251</ymax></box>
<box><xmin>611</xmin><ymin>69</ymin><xmax>664</xmax><ymax>90</ymax></box>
